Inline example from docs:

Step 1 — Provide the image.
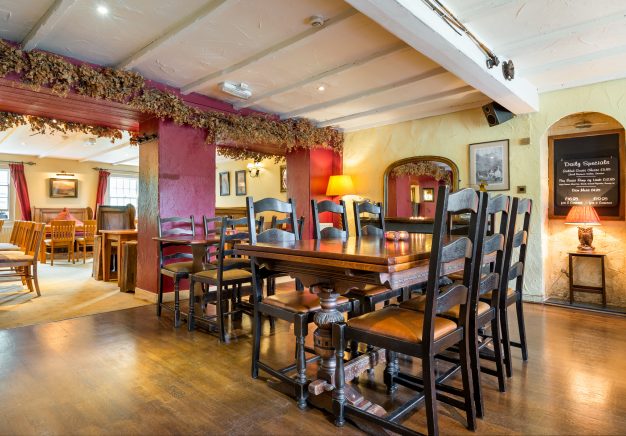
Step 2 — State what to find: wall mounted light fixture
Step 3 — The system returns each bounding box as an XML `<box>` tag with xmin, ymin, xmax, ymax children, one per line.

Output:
<box><xmin>247</xmin><ymin>162</ymin><xmax>263</xmax><ymax>177</ymax></box>
<box><xmin>56</xmin><ymin>170</ymin><xmax>75</xmax><ymax>177</ymax></box>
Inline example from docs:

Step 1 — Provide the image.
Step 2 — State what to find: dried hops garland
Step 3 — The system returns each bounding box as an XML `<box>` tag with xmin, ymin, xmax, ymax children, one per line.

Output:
<box><xmin>391</xmin><ymin>161</ymin><xmax>452</xmax><ymax>184</ymax></box>
<box><xmin>0</xmin><ymin>39</ymin><xmax>344</xmax><ymax>157</ymax></box>
<box><xmin>0</xmin><ymin>111</ymin><xmax>123</xmax><ymax>142</ymax></box>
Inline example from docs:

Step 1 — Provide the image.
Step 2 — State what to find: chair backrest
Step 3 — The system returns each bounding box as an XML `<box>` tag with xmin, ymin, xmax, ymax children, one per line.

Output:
<box><xmin>312</xmin><ymin>199</ymin><xmax>349</xmax><ymax>240</ymax></box>
<box><xmin>353</xmin><ymin>200</ymin><xmax>385</xmax><ymax>237</ymax></box>
<box><xmin>500</xmin><ymin>197</ymin><xmax>532</xmax><ymax>301</ymax></box>
<box><xmin>96</xmin><ymin>204</ymin><xmax>136</xmax><ymax>231</ymax></box>
<box><xmin>0</xmin><ymin>219</ymin><xmax>4</xmax><ymax>232</ymax></box>
<box><xmin>246</xmin><ymin>197</ymin><xmax>299</xmax><ymax>245</ymax></box>
<box><xmin>9</xmin><ymin>220</ymin><xmax>22</xmax><ymax>244</ymax></box>
<box><xmin>50</xmin><ymin>220</ymin><xmax>76</xmax><ymax>242</ymax></box>
<box><xmin>18</xmin><ymin>221</ymin><xmax>36</xmax><ymax>250</ymax></box>
<box><xmin>422</xmin><ymin>187</ymin><xmax>487</xmax><ymax>341</ymax></box>
<box><xmin>25</xmin><ymin>223</ymin><xmax>45</xmax><ymax>260</ymax></box>
<box><xmin>270</xmin><ymin>215</ymin><xmax>304</xmax><ymax>236</ymax></box>
<box><xmin>82</xmin><ymin>220</ymin><xmax>97</xmax><ymax>241</ymax></box>
<box><xmin>210</xmin><ymin>217</ymin><xmax>251</xmax><ymax>280</ymax></box>
<box><xmin>158</xmin><ymin>216</ymin><xmax>195</xmax><ymax>238</ymax></box>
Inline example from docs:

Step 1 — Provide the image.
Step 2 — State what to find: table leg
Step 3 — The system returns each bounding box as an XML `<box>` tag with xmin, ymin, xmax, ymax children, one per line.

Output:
<box><xmin>312</xmin><ymin>285</ymin><xmax>345</xmax><ymax>384</ymax></box>
<box><xmin>102</xmin><ymin>236</ymin><xmax>110</xmax><ymax>282</ymax></box>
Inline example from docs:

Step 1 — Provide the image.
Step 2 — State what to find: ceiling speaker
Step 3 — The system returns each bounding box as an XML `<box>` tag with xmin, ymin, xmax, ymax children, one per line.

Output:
<box><xmin>482</xmin><ymin>102</ymin><xmax>514</xmax><ymax>127</ymax></box>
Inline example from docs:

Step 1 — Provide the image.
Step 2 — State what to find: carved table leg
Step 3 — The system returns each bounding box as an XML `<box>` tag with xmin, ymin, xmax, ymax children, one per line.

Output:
<box><xmin>312</xmin><ymin>285</ymin><xmax>345</xmax><ymax>384</ymax></box>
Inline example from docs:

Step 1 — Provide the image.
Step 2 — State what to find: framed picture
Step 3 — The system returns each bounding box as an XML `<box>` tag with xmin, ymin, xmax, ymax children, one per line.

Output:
<box><xmin>469</xmin><ymin>139</ymin><xmax>510</xmax><ymax>191</ymax></box>
<box><xmin>49</xmin><ymin>178</ymin><xmax>78</xmax><ymax>198</ymax></box>
<box><xmin>219</xmin><ymin>171</ymin><xmax>230</xmax><ymax>196</ymax></box>
<box><xmin>280</xmin><ymin>165</ymin><xmax>287</xmax><ymax>193</ymax></box>
<box><xmin>235</xmin><ymin>170</ymin><xmax>247</xmax><ymax>196</ymax></box>
<box><xmin>422</xmin><ymin>188</ymin><xmax>434</xmax><ymax>202</ymax></box>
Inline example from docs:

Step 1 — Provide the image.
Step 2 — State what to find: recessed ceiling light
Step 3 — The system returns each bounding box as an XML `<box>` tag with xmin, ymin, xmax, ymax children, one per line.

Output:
<box><xmin>97</xmin><ymin>5</ymin><xmax>109</xmax><ymax>15</ymax></box>
<box><xmin>317</xmin><ymin>84</ymin><xmax>326</xmax><ymax>92</ymax></box>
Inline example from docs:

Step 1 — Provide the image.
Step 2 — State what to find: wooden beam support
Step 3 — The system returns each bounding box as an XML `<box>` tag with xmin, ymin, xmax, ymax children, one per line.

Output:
<box><xmin>22</xmin><ymin>0</ymin><xmax>77</xmax><ymax>51</ymax></box>
<box><xmin>0</xmin><ymin>127</ymin><xmax>18</xmax><ymax>145</ymax></box>
<box><xmin>317</xmin><ymin>85</ymin><xmax>477</xmax><ymax>127</ymax></box>
<box><xmin>79</xmin><ymin>141</ymin><xmax>131</xmax><ymax>162</ymax></box>
<box><xmin>117</xmin><ymin>0</ymin><xmax>230</xmax><ymax>70</ymax></box>
<box><xmin>112</xmin><ymin>155</ymin><xmax>139</xmax><ymax>165</ymax></box>
<box><xmin>345</xmin><ymin>0</ymin><xmax>538</xmax><ymax>113</ymax></box>
<box><xmin>181</xmin><ymin>8</ymin><xmax>358</xmax><ymax>94</ymax></box>
<box><xmin>234</xmin><ymin>43</ymin><xmax>407</xmax><ymax>109</ymax></box>
<box><xmin>280</xmin><ymin>67</ymin><xmax>447</xmax><ymax>119</ymax></box>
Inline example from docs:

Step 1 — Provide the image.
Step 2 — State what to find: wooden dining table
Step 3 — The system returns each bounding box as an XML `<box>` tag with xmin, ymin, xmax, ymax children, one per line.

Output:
<box><xmin>235</xmin><ymin>234</ymin><xmax>476</xmax><ymax>420</ymax></box>
<box><xmin>100</xmin><ymin>229</ymin><xmax>139</xmax><ymax>282</ymax></box>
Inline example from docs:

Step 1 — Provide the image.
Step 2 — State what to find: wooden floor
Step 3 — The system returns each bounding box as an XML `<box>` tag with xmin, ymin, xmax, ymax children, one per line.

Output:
<box><xmin>1</xmin><ymin>301</ymin><xmax>625</xmax><ymax>435</ymax></box>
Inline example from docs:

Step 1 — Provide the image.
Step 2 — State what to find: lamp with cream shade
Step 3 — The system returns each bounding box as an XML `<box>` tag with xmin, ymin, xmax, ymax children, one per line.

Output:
<box><xmin>326</xmin><ymin>175</ymin><xmax>354</xmax><ymax>197</ymax></box>
<box><xmin>565</xmin><ymin>205</ymin><xmax>601</xmax><ymax>251</ymax></box>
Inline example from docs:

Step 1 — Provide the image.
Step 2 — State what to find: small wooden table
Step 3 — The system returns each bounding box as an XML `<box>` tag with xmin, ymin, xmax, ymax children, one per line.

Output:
<box><xmin>568</xmin><ymin>251</ymin><xmax>607</xmax><ymax>307</ymax></box>
<box><xmin>235</xmin><ymin>234</ymin><xmax>471</xmax><ymax>418</ymax></box>
<box><xmin>100</xmin><ymin>230</ymin><xmax>138</xmax><ymax>283</ymax></box>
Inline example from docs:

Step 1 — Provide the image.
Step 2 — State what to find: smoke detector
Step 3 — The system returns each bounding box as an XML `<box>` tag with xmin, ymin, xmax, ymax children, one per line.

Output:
<box><xmin>219</xmin><ymin>81</ymin><xmax>252</xmax><ymax>100</ymax></box>
<box><xmin>308</xmin><ymin>15</ymin><xmax>325</xmax><ymax>27</ymax></box>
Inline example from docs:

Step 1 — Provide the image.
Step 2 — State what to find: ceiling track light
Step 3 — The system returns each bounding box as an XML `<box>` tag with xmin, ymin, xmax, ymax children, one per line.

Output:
<box><xmin>220</xmin><ymin>81</ymin><xmax>252</xmax><ymax>100</ymax></box>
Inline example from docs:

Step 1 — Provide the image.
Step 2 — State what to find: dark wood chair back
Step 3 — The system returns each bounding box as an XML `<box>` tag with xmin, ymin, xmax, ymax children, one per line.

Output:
<box><xmin>270</xmin><ymin>215</ymin><xmax>304</xmax><ymax>236</ymax></box>
<box><xmin>311</xmin><ymin>199</ymin><xmax>349</xmax><ymax>240</ymax></box>
<box><xmin>353</xmin><ymin>200</ymin><xmax>385</xmax><ymax>237</ymax></box>
<box><xmin>157</xmin><ymin>215</ymin><xmax>195</xmax><ymax>266</ymax></box>
<box><xmin>422</xmin><ymin>187</ymin><xmax>487</xmax><ymax>340</ymax></box>
<box><xmin>247</xmin><ymin>197</ymin><xmax>299</xmax><ymax>244</ymax></box>
<box><xmin>500</xmin><ymin>197</ymin><xmax>532</xmax><ymax>301</ymax></box>
<box><xmin>209</xmin><ymin>217</ymin><xmax>251</xmax><ymax>279</ymax></box>
<box><xmin>96</xmin><ymin>204</ymin><xmax>136</xmax><ymax>231</ymax></box>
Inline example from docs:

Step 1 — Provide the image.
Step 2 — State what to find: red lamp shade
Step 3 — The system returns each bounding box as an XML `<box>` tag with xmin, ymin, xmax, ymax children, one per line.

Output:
<box><xmin>326</xmin><ymin>175</ymin><xmax>354</xmax><ymax>196</ymax></box>
<box><xmin>564</xmin><ymin>205</ymin><xmax>601</xmax><ymax>226</ymax></box>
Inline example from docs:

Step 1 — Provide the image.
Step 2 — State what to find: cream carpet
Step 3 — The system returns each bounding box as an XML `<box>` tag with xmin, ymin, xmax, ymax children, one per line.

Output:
<box><xmin>0</xmin><ymin>258</ymin><xmax>152</xmax><ymax>329</ymax></box>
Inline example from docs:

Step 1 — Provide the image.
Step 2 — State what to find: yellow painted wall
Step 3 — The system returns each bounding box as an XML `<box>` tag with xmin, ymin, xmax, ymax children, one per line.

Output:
<box><xmin>215</xmin><ymin>157</ymin><xmax>286</xmax><ymax>207</ymax></box>
<box><xmin>0</xmin><ymin>153</ymin><xmax>137</xmax><ymax>220</ymax></box>
<box><xmin>344</xmin><ymin>77</ymin><xmax>626</xmax><ymax>305</ymax></box>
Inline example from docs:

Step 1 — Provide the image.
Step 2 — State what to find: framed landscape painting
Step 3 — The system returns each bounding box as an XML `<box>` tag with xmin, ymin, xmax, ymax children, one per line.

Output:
<box><xmin>49</xmin><ymin>178</ymin><xmax>78</xmax><ymax>198</ymax></box>
<box><xmin>469</xmin><ymin>139</ymin><xmax>510</xmax><ymax>191</ymax></box>
<box><xmin>219</xmin><ymin>172</ymin><xmax>230</xmax><ymax>196</ymax></box>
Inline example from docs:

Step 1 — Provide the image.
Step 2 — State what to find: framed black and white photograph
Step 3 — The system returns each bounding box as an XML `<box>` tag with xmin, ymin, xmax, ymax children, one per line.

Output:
<box><xmin>280</xmin><ymin>165</ymin><xmax>287</xmax><ymax>193</ymax></box>
<box><xmin>235</xmin><ymin>170</ymin><xmax>247</xmax><ymax>196</ymax></box>
<box><xmin>469</xmin><ymin>139</ymin><xmax>510</xmax><ymax>191</ymax></box>
<box><xmin>422</xmin><ymin>188</ymin><xmax>434</xmax><ymax>202</ymax></box>
<box><xmin>219</xmin><ymin>171</ymin><xmax>230</xmax><ymax>196</ymax></box>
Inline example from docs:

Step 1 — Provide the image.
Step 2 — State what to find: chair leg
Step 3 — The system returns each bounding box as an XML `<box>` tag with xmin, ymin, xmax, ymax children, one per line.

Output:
<box><xmin>157</xmin><ymin>274</ymin><xmax>164</xmax><ymax>317</ymax></box>
<box><xmin>251</xmin><ymin>305</ymin><xmax>262</xmax><ymax>379</ymax></box>
<box><xmin>501</xmin><ymin>307</ymin><xmax>513</xmax><ymax>378</ymax></box>
<box><xmin>294</xmin><ymin>313</ymin><xmax>308</xmax><ymax>409</ymax></box>
<box><xmin>50</xmin><ymin>244</ymin><xmax>54</xmax><ymax>266</ymax></box>
<box><xmin>491</xmin><ymin>315</ymin><xmax>507</xmax><ymax>393</ymax></box>
<box><xmin>188</xmin><ymin>278</ymin><xmax>196</xmax><ymax>332</ymax></box>
<box><xmin>332</xmin><ymin>322</ymin><xmax>346</xmax><ymax>427</ymax></box>
<box><xmin>173</xmin><ymin>277</ymin><xmax>181</xmax><ymax>328</ymax></box>
<box><xmin>459</xmin><ymin>328</ymin><xmax>477</xmax><ymax>431</ymax></box>
<box><xmin>423</xmin><ymin>353</ymin><xmax>439</xmax><ymax>436</ymax></box>
<box><xmin>83</xmin><ymin>243</ymin><xmax>87</xmax><ymax>264</ymax></box>
<box><xmin>216</xmin><ymin>284</ymin><xmax>227</xmax><ymax>343</ymax></box>
<box><xmin>469</xmin><ymin>319</ymin><xmax>484</xmax><ymax>419</ymax></box>
<box><xmin>32</xmin><ymin>264</ymin><xmax>41</xmax><ymax>297</ymax></box>
<box><xmin>384</xmin><ymin>349</ymin><xmax>398</xmax><ymax>394</ymax></box>
<box><xmin>516</xmin><ymin>298</ymin><xmax>529</xmax><ymax>361</ymax></box>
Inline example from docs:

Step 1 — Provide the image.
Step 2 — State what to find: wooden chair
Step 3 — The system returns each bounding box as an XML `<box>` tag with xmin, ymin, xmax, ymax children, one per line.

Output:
<box><xmin>496</xmin><ymin>197</ymin><xmax>532</xmax><ymax>377</ymax></box>
<box><xmin>76</xmin><ymin>220</ymin><xmax>97</xmax><ymax>263</ymax></box>
<box><xmin>247</xmin><ymin>196</ymin><xmax>357</xmax><ymax>409</ymax></box>
<box><xmin>332</xmin><ymin>187</ymin><xmax>486</xmax><ymax>435</ymax></box>
<box><xmin>43</xmin><ymin>220</ymin><xmax>76</xmax><ymax>265</ymax></box>
<box><xmin>270</xmin><ymin>215</ymin><xmax>305</xmax><ymax>236</ymax></box>
<box><xmin>188</xmin><ymin>216</ymin><xmax>252</xmax><ymax>341</ymax></box>
<box><xmin>96</xmin><ymin>204</ymin><xmax>136</xmax><ymax>230</ymax></box>
<box><xmin>0</xmin><ymin>221</ymin><xmax>22</xmax><ymax>251</ymax></box>
<box><xmin>156</xmin><ymin>215</ymin><xmax>195</xmax><ymax>327</ymax></box>
<box><xmin>353</xmin><ymin>200</ymin><xmax>385</xmax><ymax>237</ymax></box>
<box><xmin>0</xmin><ymin>222</ymin><xmax>45</xmax><ymax>296</ymax></box>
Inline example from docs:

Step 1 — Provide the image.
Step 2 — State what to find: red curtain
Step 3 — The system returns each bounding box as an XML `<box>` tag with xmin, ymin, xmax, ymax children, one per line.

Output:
<box><xmin>9</xmin><ymin>163</ymin><xmax>32</xmax><ymax>221</ymax></box>
<box><xmin>95</xmin><ymin>170</ymin><xmax>110</xmax><ymax>211</ymax></box>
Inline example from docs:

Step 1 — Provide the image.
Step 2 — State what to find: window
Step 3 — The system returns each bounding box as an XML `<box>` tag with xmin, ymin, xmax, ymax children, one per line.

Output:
<box><xmin>107</xmin><ymin>175</ymin><xmax>138</xmax><ymax>212</ymax></box>
<box><xmin>0</xmin><ymin>169</ymin><xmax>9</xmax><ymax>220</ymax></box>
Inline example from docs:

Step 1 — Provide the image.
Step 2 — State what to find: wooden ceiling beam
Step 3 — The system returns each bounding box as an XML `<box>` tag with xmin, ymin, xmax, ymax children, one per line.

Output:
<box><xmin>112</xmin><ymin>155</ymin><xmax>139</xmax><ymax>165</ymax></box>
<box><xmin>117</xmin><ymin>0</ymin><xmax>230</xmax><ymax>70</ymax></box>
<box><xmin>181</xmin><ymin>8</ymin><xmax>358</xmax><ymax>94</ymax></box>
<box><xmin>346</xmin><ymin>0</ymin><xmax>538</xmax><ymax>114</ymax></box>
<box><xmin>234</xmin><ymin>43</ymin><xmax>407</xmax><ymax>109</ymax></box>
<box><xmin>22</xmin><ymin>0</ymin><xmax>77</xmax><ymax>51</ymax></box>
<box><xmin>79</xmin><ymin>142</ymin><xmax>131</xmax><ymax>163</ymax></box>
<box><xmin>280</xmin><ymin>67</ymin><xmax>447</xmax><ymax>119</ymax></box>
<box><xmin>317</xmin><ymin>85</ymin><xmax>477</xmax><ymax>127</ymax></box>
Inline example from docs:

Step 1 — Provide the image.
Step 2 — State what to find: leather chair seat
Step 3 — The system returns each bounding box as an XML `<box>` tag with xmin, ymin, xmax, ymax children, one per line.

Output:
<box><xmin>399</xmin><ymin>294</ymin><xmax>427</xmax><ymax>311</ymax></box>
<box><xmin>444</xmin><ymin>301</ymin><xmax>491</xmax><ymax>319</ymax></box>
<box><xmin>399</xmin><ymin>295</ymin><xmax>491</xmax><ymax>319</ymax></box>
<box><xmin>209</xmin><ymin>258</ymin><xmax>250</xmax><ymax>268</ymax></box>
<box><xmin>348</xmin><ymin>306</ymin><xmax>457</xmax><ymax>343</ymax></box>
<box><xmin>482</xmin><ymin>288</ymin><xmax>516</xmax><ymax>300</ymax></box>
<box><xmin>264</xmin><ymin>291</ymin><xmax>349</xmax><ymax>313</ymax></box>
<box><xmin>193</xmin><ymin>268</ymin><xmax>252</xmax><ymax>281</ymax></box>
<box><xmin>161</xmin><ymin>261</ymin><xmax>194</xmax><ymax>275</ymax></box>
<box><xmin>0</xmin><ymin>252</ymin><xmax>34</xmax><ymax>262</ymax></box>
<box><xmin>447</xmin><ymin>272</ymin><xmax>464</xmax><ymax>281</ymax></box>
<box><xmin>75</xmin><ymin>237</ymin><xmax>94</xmax><ymax>243</ymax></box>
<box><xmin>348</xmin><ymin>284</ymin><xmax>392</xmax><ymax>297</ymax></box>
<box><xmin>0</xmin><ymin>243</ymin><xmax>20</xmax><ymax>251</ymax></box>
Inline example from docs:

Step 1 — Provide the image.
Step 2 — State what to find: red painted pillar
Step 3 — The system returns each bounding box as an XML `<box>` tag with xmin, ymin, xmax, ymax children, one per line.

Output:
<box><xmin>286</xmin><ymin>148</ymin><xmax>342</xmax><ymax>239</ymax></box>
<box><xmin>137</xmin><ymin>119</ymin><xmax>215</xmax><ymax>293</ymax></box>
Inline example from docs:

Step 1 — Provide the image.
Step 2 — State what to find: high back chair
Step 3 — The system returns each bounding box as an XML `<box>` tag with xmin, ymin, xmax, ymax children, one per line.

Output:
<box><xmin>332</xmin><ymin>187</ymin><xmax>486</xmax><ymax>435</ymax></box>
<box><xmin>188</xmin><ymin>216</ymin><xmax>252</xmax><ymax>341</ymax></box>
<box><xmin>353</xmin><ymin>200</ymin><xmax>385</xmax><ymax>237</ymax></box>
<box><xmin>0</xmin><ymin>222</ymin><xmax>46</xmax><ymax>296</ymax></box>
<box><xmin>311</xmin><ymin>199</ymin><xmax>349</xmax><ymax>240</ymax></box>
<box><xmin>76</xmin><ymin>220</ymin><xmax>97</xmax><ymax>263</ymax></box>
<box><xmin>156</xmin><ymin>215</ymin><xmax>195</xmax><ymax>327</ymax></box>
<box><xmin>96</xmin><ymin>204</ymin><xmax>136</xmax><ymax>230</ymax></box>
<box><xmin>497</xmin><ymin>197</ymin><xmax>532</xmax><ymax>377</ymax></box>
<box><xmin>43</xmin><ymin>220</ymin><xmax>76</xmax><ymax>265</ymax></box>
<box><xmin>247</xmin><ymin>196</ymin><xmax>356</xmax><ymax>410</ymax></box>
<box><xmin>270</xmin><ymin>215</ymin><xmax>305</xmax><ymax>237</ymax></box>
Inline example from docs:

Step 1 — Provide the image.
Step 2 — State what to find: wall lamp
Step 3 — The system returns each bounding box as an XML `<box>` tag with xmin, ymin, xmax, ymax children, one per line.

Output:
<box><xmin>247</xmin><ymin>162</ymin><xmax>263</xmax><ymax>178</ymax></box>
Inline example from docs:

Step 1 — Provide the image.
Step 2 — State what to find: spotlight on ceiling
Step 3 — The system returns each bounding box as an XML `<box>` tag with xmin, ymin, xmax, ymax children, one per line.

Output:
<box><xmin>317</xmin><ymin>84</ymin><xmax>326</xmax><ymax>92</ymax></box>
<box><xmin>84</xmin><ymin>137</ymin><xmax>97</xmax><ymax>147</ymax></box>
<box><xmin>219</xmin><ymin>82</ymin><xmax>252</xmax><ymax>100</ymax></box>
<box><xmin>97</xmin><ymin>5</ymin><xmax>109</xmax><ymax>15</ymax></box>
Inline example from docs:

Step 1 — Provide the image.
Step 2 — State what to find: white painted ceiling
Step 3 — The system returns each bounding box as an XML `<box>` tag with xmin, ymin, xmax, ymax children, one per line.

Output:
<box><xmin>0</xmin><ymin>0</ymin><xmax>624</xmax><ymax>161</ymax></box>
<box><xmin>0</xmin><ymin>124</ymin><xmax>138</xmax><ymax>166</ymax></box>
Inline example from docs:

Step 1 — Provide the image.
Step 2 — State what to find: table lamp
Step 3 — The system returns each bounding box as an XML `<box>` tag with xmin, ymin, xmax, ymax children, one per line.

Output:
<box><xmin>326</xmin><ymin>175</ymin><xmax>354</xmax><ymax>197</ymax></box>
<box><xmin>565</xmin><ymin>205</ymin><xmax>601</xmax><ymax>251</ymax></box>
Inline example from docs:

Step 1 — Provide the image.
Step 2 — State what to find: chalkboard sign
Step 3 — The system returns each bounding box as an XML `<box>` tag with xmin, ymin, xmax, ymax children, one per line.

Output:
<box><xmin>550</xmin><ymin>131</ymin><xmax>624</xmax><ymax>218</ymax></box>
